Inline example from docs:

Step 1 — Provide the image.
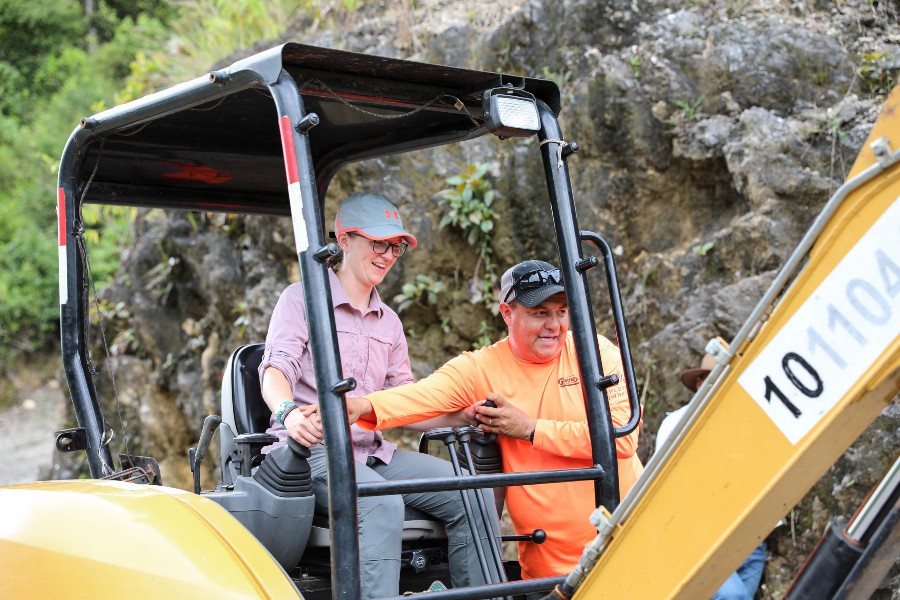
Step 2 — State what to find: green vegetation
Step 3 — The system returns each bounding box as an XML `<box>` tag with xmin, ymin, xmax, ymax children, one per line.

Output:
<box><xmin>0</xmin><ymin>1</ymin><xmax>173</xmax><ymax>356</ymax></box>
<box><xmin>471</xmin><ymin>320</ymin><xmax>492</xmax><ymax>350</ymax></box>
<box><xmin>0</xmin><ymin>0</ymin><xmax>333</xmax><ymax>359</ymax></box>
<box><xmin>395</xmin><ymin>163</ymin><xmax>501</xmax><ymax>344</ymax></box>
<box><xmin>628</xmin><ymin>56</ymin><xmax>641</xmax><ymax>79</ymax></box>
<box><xmin>670</xmin><ymin>97</ymin><xmax>704</xmax><ymax>124</ymax></box>
<box><xmin>436</xmin><ymin>162</ymin><xmax>501</xmax><ymax>309</ymax></box>
<box><xmin>437</xmin><ymin>163</ymin><xmax>497</xmax><ymax>249</ymax></box>
<box><xmin>540</xmin><ymin>66</ymin><xmax>573</xmax><ymax>95</ymax></box>
<box><xmin>393</xmin><ymin>274</ymin><xmax>446</xmax><ymax>313</ymax></box>
<box><xmin>691</xmin><ymin>241</ymin><xmax>715</xmax><ymax>256</ymax></box>
<box><xmin>858</xmin><ymin>50</ymin><xmax>895</xmax><ymax>96</ymax></box>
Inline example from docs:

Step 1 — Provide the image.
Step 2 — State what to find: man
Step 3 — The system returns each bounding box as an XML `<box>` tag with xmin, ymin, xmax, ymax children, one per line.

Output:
<box><xmin>340</xmin><ymin>259</ymin><xmax>644</xmax><ymax>582</ymax></box>
<box><xmin>658</xmin><ymin>346</ymin><xmax>767</xmax><ymax>600</ymax></box>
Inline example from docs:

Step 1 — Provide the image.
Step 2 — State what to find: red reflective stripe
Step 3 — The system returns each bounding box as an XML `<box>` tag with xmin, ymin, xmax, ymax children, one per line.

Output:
<box><xmin>57</xmin><ymin>188</ymin><xmax>66</xmax><ymax>247</ymax></box>
<box><xmin>278</xmin><ymin>115</ymin><xmax>300</xmax><ymax>185</ymax></box>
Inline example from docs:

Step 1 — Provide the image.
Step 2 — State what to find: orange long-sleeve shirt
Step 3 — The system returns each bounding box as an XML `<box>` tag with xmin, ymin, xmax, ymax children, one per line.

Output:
<box><xmin>357</xmin><ymin>332</ymin><xmax>643</xmax><ymax>579</ymax></box>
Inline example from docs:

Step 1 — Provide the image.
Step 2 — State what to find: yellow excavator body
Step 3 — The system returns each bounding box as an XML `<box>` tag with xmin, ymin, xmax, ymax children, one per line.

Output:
<box><xmin>573</xmin><ymin>85</ymin><xmax>900</xmax><ymax>599</ymax></box>
<box><xmin>0</xmin><ymin>480</ymin><xmax>299</xmax><ymax>598</ymax></box>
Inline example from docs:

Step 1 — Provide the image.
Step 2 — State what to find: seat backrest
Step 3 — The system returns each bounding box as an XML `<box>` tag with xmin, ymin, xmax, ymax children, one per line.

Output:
<box><xmin>229</xmin><ymin>343</ymin><xmax>270</xmax><ymax>435</ymax></box>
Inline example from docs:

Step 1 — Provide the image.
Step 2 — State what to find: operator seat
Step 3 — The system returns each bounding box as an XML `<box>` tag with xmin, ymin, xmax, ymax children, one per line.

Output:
<box><xmin>220</xmin><ymin>343</ymin><xmax>446</xmax><ymax>546</ymax></box>
<box><xmin>229</xmin><ymin>343</ymin><xmax>270</xmax><ymax>436</ymax></box>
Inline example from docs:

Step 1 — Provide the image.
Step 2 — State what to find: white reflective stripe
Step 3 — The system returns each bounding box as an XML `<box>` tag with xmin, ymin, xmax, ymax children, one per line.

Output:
<box><xmin>288</xmin><ymin>181</ymin><xmax>309</xmax><ymax>253</ymax></box>
<box><xmin>738</xmin><ymin>196</ymin><xmax>900</xmax><ymax>444</ymax></box>
<box><xmin>59</xmin><ymin>246</ymin><xmax>68</xmax><ymax>305</ymax></box>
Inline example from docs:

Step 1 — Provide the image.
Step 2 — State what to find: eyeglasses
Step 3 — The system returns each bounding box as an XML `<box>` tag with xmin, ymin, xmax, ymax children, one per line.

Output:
<box><xmin>503</xmin><ymin>268</ymin><xmax>562</xmax><ymax>303</ymax></box>
<box><xmin>348</xmin><ymin>232</ymin><xmax>408</xmax><ymax>257</ymax></box>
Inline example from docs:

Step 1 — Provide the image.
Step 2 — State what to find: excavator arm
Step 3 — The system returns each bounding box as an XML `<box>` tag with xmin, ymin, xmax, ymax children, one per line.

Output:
<box><xmin>569</xmin><ymin>85</ymin><xmax>900</xmax><ymax>599</ymax></box>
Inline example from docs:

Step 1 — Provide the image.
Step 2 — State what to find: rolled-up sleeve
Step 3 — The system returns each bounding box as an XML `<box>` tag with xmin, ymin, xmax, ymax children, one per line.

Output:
<box><xmin>259</xmin><ymin>283</ymin><xmax>309</xmax><ymax>396</ymax></box>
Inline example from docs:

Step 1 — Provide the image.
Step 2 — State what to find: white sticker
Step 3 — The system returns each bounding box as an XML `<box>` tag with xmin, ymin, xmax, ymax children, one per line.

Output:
<box><xmin>738</xmin><ymin>197</ymin><xmax>900</xmax><ymax>444</ymax></box>
<box><xmin>288</xmin><ymin>181</ymin><xmax>309</xmax><ymax>253</ymax></box>
<box><xmin>59</xmin><ymin>246</ymin><xmax>68</xmax><ymax>305</ymax></box>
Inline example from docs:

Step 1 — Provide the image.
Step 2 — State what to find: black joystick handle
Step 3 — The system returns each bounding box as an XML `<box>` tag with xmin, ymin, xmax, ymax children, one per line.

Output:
<box><xmin>480</xmin><ymin>400</ymin><xmax>497</xmax><ymax>443</ymax></box>
<box><xmin>287</xmin><ymin>436</ymin><xmax>312</xmax><ymax>458</ymax></box>
<box><xmin>501</xmin><ymin>529</ymin><xmax>547</xmax><ymax>544</ymax></box>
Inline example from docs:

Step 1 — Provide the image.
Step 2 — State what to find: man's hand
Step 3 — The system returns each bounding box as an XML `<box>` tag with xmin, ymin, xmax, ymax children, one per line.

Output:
<box><xmin>283</xmin><ymin>404</ymin><xmax>324</xmax><ymax>447</ymax></box>
<box><xmin>346</xmin><ymin>396</ymin><xmax>374</xmax><ymax>425</ymax></box>
<box><xmin>474</xmin><ymin>392</ymin><xmax>536</xmax><ymax>441</ymax></box>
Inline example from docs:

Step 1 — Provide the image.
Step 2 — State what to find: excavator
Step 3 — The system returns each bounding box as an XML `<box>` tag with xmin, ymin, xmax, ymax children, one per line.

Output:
<box><xmin>0</xmin><ymin>42</ymin><xmax>896</xmax><ymax>599</ymax></box>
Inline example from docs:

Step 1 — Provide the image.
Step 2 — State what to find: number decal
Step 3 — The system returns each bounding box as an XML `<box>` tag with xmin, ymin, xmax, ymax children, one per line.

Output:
<box><xmin>738</xmin><ymin>198</ymin><xmax>900</xmax><ymax>444</ymax></box>
<box><xmin>781</xmin><ymin>352</ymin><xmax>823</xmax><ymax>399</ymax></box>
<box><xmin>807</xmin><ymin>326</ymin><xmax>846</xmax><ymax>369</ymax></box>
<box><xmin>763</xmin><ymin>376</ymin><xmax>802</xmax><ymax>418</ymax></box>
<box><xmin>847</xmin><ymin>279</ymin><xmax>891</xmax><ymax>325</ymax></box>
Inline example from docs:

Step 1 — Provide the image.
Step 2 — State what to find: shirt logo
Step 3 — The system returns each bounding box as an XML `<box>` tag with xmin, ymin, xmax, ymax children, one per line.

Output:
<box><xmin>558</xmin><ymin>375</ymin><xmax>580</xmax><ymax>387</ymax></box>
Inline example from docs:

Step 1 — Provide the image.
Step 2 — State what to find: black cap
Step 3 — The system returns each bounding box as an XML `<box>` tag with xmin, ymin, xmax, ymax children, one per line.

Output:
<box><xmin>498</xmin><ymin>260</ymin><xmax>565</xmax><ymax>307</ymax></box>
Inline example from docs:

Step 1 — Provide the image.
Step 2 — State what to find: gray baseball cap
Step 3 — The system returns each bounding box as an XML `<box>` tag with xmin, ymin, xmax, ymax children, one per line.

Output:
<box><xmin>334</xmin><ymin>193</ymin><xmax>418</xmax><ymax>247</ymax></box>
<box><xmin>498</xmin><ymin>260</ymin><xmax>565</xmax><ymax>307</ymax></box>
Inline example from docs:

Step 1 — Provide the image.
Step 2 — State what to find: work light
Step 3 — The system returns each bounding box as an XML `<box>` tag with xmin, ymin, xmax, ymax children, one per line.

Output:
<box><xmin>482</xmin><ymin>88</ymin><xmax>540</xmax><ymax>138</ymax></box>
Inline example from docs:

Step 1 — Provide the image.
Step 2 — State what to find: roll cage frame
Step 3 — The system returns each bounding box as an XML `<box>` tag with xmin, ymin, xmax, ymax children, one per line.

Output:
<box><xmin>56</xmin><ymin>43</ymin><xmax>640</xmax><ymax>599</ymax></box>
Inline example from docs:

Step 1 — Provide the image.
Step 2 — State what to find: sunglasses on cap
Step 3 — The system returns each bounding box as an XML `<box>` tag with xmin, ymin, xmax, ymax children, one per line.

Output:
<box><xmin>348</xmin><ymin>232</ymin><xmax>409</xmax><ymax>257</ymax></box>
<box><xmin>503</xmin><ymin>268</ymin><xmax>562</xmax><ymax>303</ymax></box>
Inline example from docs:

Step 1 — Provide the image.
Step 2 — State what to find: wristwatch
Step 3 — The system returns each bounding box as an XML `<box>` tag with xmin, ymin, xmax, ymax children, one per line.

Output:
<box><xmin>274</xmin><ymin>401</ymin><xmax>298</xmax><ymax>426</ymax></box>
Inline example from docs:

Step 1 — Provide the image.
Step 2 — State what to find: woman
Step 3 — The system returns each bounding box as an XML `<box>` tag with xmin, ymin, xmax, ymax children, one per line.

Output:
<box><xmin>258</xmin><ymin>192</ymin><xmax>495</xmax><ymax>598</ymax></box>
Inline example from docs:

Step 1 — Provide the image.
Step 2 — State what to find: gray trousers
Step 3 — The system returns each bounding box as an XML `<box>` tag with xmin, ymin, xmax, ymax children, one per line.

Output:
<box><xmin>308</xmin><ymin>444</ymin><xmax>499</xmax><ymax>599</ymax></box>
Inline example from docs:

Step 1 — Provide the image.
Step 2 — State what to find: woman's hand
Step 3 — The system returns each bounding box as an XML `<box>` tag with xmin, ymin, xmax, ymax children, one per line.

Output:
<box><xmin>284</xmin><ymin>404</ymin><xmax>324</xmax><ymax>447</ymax></box>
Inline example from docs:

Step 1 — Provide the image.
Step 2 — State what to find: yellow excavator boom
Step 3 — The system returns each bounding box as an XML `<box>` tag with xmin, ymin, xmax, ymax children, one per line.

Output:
<box><xmin>573</xmin><ymin>85</ymin><xmax>900</xmax><ymax>599</ymax></box>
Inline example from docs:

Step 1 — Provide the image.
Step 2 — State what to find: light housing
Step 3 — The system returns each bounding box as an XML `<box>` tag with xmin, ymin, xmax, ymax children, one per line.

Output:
<box><xmin>482</xmin><ymin>88</ymin><xmax>540</xmax><ymax>138</ymax></box>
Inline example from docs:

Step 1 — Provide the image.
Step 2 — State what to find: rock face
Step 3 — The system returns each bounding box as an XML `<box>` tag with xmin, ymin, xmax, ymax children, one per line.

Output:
<box><xmin>72</xmin><ymin>0</ymin><xmax>898</xmax><ymax>597</ymax></box>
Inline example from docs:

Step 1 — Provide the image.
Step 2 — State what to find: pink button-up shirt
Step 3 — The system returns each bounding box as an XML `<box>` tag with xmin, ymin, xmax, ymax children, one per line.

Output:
<box><xmin>259</xmin><ymin>269</ymin><xmax>412</xmax><ymax>464</ymax></box>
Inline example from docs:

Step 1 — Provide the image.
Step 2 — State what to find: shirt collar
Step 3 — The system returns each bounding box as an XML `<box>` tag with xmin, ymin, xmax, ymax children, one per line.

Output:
<box><xmin>328</xmin><ymin>268</ymin><xmax>385</xmax><ymax>317</ymax></box>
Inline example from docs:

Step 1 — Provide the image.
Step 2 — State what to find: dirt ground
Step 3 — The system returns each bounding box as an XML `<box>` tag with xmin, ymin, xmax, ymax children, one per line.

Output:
<box><xmin>0</xmin><ymin>355</ymin><xmax>68</xmax><ymax>486</ymax></box>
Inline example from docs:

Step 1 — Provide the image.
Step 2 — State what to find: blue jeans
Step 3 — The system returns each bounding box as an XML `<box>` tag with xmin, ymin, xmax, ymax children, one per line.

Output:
<box><xmin>712</xmin><ymin>541</ymin><xmax>767</xmax><ymax>600</ymax></box>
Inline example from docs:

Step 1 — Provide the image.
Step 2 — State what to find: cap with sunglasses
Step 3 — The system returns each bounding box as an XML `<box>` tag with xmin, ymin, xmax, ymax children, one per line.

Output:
<box><xmin>498</xmin><ymin>260</ymin><xmax>565</xmax><ymax>307</ymax></box>
<box><xmin>334</xmin><ymin>193</ymin><xmax>418</xmax><ymax>247</ymax></box>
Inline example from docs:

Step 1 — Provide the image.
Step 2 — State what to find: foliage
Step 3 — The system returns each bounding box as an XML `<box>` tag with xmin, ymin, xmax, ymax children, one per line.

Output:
<box><xmin>436</xmin><ymin>162</ymin><xmax>500</xmax><ymax>308</ymax></box>
<box><xmin>0</xmin><ymin>184</ymin><xmax>59</xmax><ymax>357</ymax></box>
<box><xmin>471</xmin><ymin>320</ymin><xmax>493</xmax><ymax>350</ymax></box>
<box><xmin>163</xmin><ymin>0</ymin><xmax>320</xmax><ymax>83</ymax></box>
<box><xmin>628</xmin><ymin>56</ymin><xmax>641</xmax><ymax>79</ymax></box>
<box><xmin>437</xmin><ymin>163</ymin><xmax>496</xmax><ymax>247</ymax></box>
<box><xmin>0</xmin><ymin>0</ymin><xmax>307</xmax><ymax>358</ymax></box>
<box><xmin>858</xmin><ymin>50</ymin><xmax>895</xmax><ymax>96</ymax></box>
<box><xmin>540</xmin><ymin>66</ymin><xmax>573</xmax><ymax>94</ymax></box>
<box><xmin>233</xmin><ymin>301</ymin><xmax>250</xmax><ymax>339</ymax></box>
<box><xmin>692</xmin><ymin>241</ymin><xmax>714</xmax><ymax>256</ymax></box>
<box><xmin>393</xmin><ymin>274</ymin><xmax>446</xmax><ymax>313</ymax></box>
<box><xmin>670</xmin><ymin>97</ymin><xmax>704</xmax><ymax>123</ymax></box>
<box><xmin>0</xmin><ymin>0</ymin><xmax>171</xmax><ymax>358</ymax></box>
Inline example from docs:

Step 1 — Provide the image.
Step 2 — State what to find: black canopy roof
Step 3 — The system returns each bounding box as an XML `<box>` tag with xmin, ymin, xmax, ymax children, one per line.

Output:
<box><xmin>75</xmin><ymin>42</ymin><xmax>560</xmax><ymax>216</ymax></box>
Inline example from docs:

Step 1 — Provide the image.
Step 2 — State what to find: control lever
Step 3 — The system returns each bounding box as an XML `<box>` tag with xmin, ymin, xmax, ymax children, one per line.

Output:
<box><xmin>191</xmin><ymin>415</ymin><xmax>222</xmax><ymax>494</ymax></box>
<box><xmin>480</xmin><ymin>399</ymin><xmax>498</xmax><ymax>442</ymax></box>
<box><xmin>501</xmin><ymin>529</ymin><xmax>547</xmax><ymax>544</ymax></box>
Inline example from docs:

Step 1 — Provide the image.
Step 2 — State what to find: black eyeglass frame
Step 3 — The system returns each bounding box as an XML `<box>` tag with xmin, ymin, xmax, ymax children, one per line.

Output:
<box><xmin>502</xmin><ymin>268</ymin><xmax>562</xmax><ymax>304</ymax></box>
<box><xmin>346</xmin><ymin>232</ymin><xmax>409</xmax><ymax>257</ymax></box>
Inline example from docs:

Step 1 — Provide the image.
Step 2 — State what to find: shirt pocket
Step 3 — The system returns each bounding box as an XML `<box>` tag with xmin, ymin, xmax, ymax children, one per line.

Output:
<box><xmin>363</xmin><ymin>330</ymin><xmax>395</xmax><ymax>392</ymax></box>
<box><xmin>335</xmin><ymin>323</ymin><xmax>362</xmax><ymax>380</ymax></box>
